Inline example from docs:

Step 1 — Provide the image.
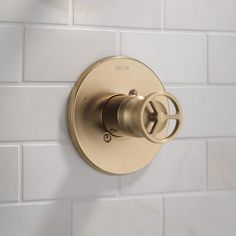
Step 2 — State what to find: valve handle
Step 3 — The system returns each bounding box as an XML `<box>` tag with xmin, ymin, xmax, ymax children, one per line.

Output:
<box><xmin>139</xmin><ymin>92</ymin><xmax>183</xmax><ymax>144</ymax></box>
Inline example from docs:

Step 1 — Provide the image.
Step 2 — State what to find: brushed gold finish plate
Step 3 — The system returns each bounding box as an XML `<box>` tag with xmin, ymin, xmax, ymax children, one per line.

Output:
<box><xmin>68</xmin><ymin>56</ymin><xmax>168</xmax><ymax>174</ymax></box>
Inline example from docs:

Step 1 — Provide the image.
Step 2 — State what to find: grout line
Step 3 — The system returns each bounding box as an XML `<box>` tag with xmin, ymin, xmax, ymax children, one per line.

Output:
<box><xmin>0</xmin><ymin>189</ymin><xmax>236</xmax><ymax>206</ymax></box>
<box><xmin>176</xmin><ymin>136</ymin><xmax>236</xmax><ymax>141</ymax></box>
<box><xmin>0</xmin><ymin>21</ymin><xmax>69</xmax><ymax>27</ymax></box>
<box><xmin>116</xmin><ymin>31</ymin><xmax>121</xmax><ymax>56</ymax></box>
<box><xmin>70</xmin><ymin>201</ymin><xmax>73</xmax><ymax>236</ymax></box>
<box><xmin>206</xmin><ymin>140</ymin><xmax>209</xmax><ymax>190</ymax></box>
<box><xmin>17</xmin><ymin>144</ymin><xmax>23</xmax><ymax>202</ymax></box>
<box><xmin>0</xmin><ymin>82</ymin><xmax>74</xmax><ymax>87</ymax></box>
<box><xmin>22</xmin><ymin>26</ymin><xmax>25</xmax><ymax>83</ymax></box>
<box><xmin>68</xmin><ymin>0</ymin><xmax>74</xmax><ymax>26</ymax></box>
<box><xmin>19</xmin><ymin>25</ymin><xmax>24</xmax><ymax>83</ymax></box>
<box><xmin>0</xmin><ymin>199</ymin><xmax>73</xmax><ymax>206</ymax></box>
<box><xmin>162</xmin><ymin>28</ymin><xmax>236</xmax><ymax>34</ymax></box>
<box><xmin>1</xmin><ymin>81</ymin><xmax>236</xmax><ymax>86</ymax></box>
<box><xmin>1</xmin><ymin>136</ymin><xmax>236</xmax><ymax>146</ymax></box>
<box><xmin>165</xmin><ymin>83</ymin><xmax>236</xmax><ymax>87</ymax></box>
<box><xmin>119</xmin><ymin>189</ymin><xmax>236</xmax><ymax>199</ymax></box>
<box><xmin>161</xmin><ymin>0</ymin><xmax>165</xmax><ymax>30</ymax></box>
<box><xmin>206</xmin><ymin>33</ymin><xmax>210</xmax><ymax>84</ymax></box>
<box><xmin>161</xmin><ymin>190</ymin><xmax>234</xmax><ymax>198</ymax></box>
<box><xmin>160</xmin><ymin>196</ymin><xmax>165</xmax><ymax>236</ymax></box>
<box><xmin>2</xmin><ymin>82</ymin><xmax>236</xmax><ymax>87</ymax></box>
<box><xmin>21</xmin><ymin>144</ymin><xmax>24</xmax><ymax>201</ymax></box>
<box><xmin>164</xmin><ymin>83</ymin><xmax>208</xmax><ymax>86</ymax></box>
<box><xmin>2</xmin><ymin>21</ymin><xmax>236</xmax><ymax>35</ymax></box>
<box><xmin>0</xmin><ymin>140</ymin><xmax>71</xmax><ymax>145</ymax></box>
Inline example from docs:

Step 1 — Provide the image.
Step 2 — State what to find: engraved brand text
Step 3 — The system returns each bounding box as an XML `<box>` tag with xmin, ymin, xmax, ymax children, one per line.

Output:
<box><xmin>114</xmin><ymin>65</ymin><xmax>130</xmax><ymax>70</ymax></box>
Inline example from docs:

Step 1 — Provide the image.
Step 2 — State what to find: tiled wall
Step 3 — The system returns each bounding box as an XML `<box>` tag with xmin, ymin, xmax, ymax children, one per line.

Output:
<box><xmin>0</xmin><ymin>1</ymin><xmax>236</xmax><ymax>236</ymax></box>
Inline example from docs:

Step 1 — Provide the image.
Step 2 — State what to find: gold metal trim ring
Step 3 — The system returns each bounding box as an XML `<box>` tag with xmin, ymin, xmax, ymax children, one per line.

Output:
<box><xmin>67</xmin><ymin>56</ymin><xmax>182</xmax><ymax>174</ymax></box>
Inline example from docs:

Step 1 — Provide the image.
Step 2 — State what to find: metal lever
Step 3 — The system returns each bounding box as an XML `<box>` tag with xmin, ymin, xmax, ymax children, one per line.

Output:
<box><xmin>102</xmin><ymin>91</ymin><xmax>183</xmax><ymax>144</ymax></box>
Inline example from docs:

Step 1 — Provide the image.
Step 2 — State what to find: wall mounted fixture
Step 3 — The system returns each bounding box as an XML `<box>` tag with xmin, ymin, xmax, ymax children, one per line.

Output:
<box><xmin>67</xmin><ymin>57</ymin><xmax>183</xmax><ymax>174</ymax></box>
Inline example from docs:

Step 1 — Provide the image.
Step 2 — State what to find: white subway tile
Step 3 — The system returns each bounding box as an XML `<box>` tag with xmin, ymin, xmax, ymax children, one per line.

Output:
<box><xmin>209</xmin><ymin>35</ymin><xmax>236</xmax><ymax>84</ymax></box>
<box><xmin>0</xmin><ymin>203</ymin><xmax>70</xmax><ymax>236</ymax></box>
<box><xmin>0</xmin><ymin>27</ymin><xmax>22</xmax><ymax>82</ymax></box>
<box><xmin>0</xmin><ymin>0</ymin><xmax>68</xmax><ymax>24</ymax></box>
<box><xmin>208</xmin><ymin>139</ymin><xmax>236</xmax><ymax>190</ymax></box>
<box><xmin>73</xmin><ymin>198</ymin><xmax>161</xmax><ymax>236</ymax></box>
<box><xmin>165</xmin><ymin>0</ymin><xmax>236</xmax><ymax>31</ymax></box>
<box><xmin>121</xmin><ymin>141</ymin><xmax>205</xmax><ymax>194</ymax></box>
<box><xmin>0</xmin><ymin>146</ymin><xmax>18</xmax><ymax>201</ymax></box>
<box><xmin>25</xmin><ymin>28</ymin><xmax>116</xmax><ymax>82</ymax></box>
<box><xmin>165</xmin><ymin>193</ymin><xmax>236</xmax><ymax>236</ymax></box>
<box><xmin>121</xmin><ymin>32</ymin><xmax>207</xmax><ymax>84</ymax></box>
<box><xmin>23</xmin><ymin>143</ymin><xmax>119</xmax><ymax>200</ymax></box>
<box><xmin>167</xmin><ymin>87</ymin><xmax>236</xmax><ymax>137</ymax></box>
<box><xmin>0</xmin><ymin>86</ymin><xmax>70</xmax><ymax>141</ymax></box>
<box><xmin>74</xmin><ymin>0</ymin><xmax>161</xmax><ymax>29</ymax></box>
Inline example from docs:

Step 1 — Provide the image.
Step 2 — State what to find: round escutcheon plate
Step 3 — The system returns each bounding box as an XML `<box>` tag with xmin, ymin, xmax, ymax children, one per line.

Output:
<box><xmin>67</xmin><ymin>56</ymin><xmax>168</xmax><ymax>174</ymax></box>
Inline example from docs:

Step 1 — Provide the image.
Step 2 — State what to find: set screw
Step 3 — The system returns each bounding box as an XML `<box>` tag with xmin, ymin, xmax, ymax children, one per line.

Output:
<box><xmin>129</xmin><ymin>89</ymin><xmax>137</xmax><ymax>96</ymax></box>
<box><xmin>103</xmin><ymin>133</ymin><xmax>112</xmax><ymax>143</ymax></box>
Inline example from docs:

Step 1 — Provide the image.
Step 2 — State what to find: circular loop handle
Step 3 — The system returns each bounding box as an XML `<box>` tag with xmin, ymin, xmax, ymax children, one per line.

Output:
<box><xmin>140</xmin><ymin>92</ymin><xmax>183</xmax><ymax>144</ymax></box>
